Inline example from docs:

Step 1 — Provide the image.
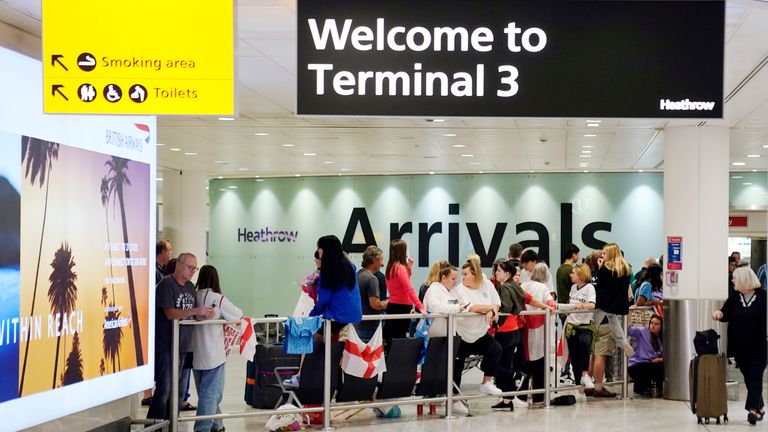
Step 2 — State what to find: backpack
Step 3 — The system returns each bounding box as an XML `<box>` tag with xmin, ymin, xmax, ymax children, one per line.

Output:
<box><xmin>693</xmin><ymin>329</ymin><xmax>720</xmax><ymax>356</ymax></box>
<box><xmin>551</xmin><ymin>395</ymin><xmax>577</xmax><ymax>406</ymax></box>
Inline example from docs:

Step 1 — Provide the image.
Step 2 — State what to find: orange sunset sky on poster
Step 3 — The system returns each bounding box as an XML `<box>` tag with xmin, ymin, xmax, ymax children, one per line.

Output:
<box><xmin>19</xmin><ymin>140</ymin><xmax>150</xmax><ymax>396</ymax></box>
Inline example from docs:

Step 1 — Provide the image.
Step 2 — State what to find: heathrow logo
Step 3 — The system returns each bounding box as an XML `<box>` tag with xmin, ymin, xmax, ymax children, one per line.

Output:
<box><xmin>659</xmin><ymin>99</ymin><xmax>716</xmax><ymax>111</ymax></box>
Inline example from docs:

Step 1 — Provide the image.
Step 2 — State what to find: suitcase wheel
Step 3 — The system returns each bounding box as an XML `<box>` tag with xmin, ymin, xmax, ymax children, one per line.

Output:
<box><xmin>705</xmin><ymin>418</ymin><xmax>710</xmax><ymax>424</ymax></box>
<box><xmin>723</xmin><ymin>415</ymin><xmax>728</xmax><ymax>423</ymax></box>
<box><xmin>697</xmin><ymin>417</ymin><xmax>703</xmax><ymax>425</ymax></box>
<box><xmin>716</xmin><ymin>418</ymin><xmax>721</xmax><ymax>425</ymax></box>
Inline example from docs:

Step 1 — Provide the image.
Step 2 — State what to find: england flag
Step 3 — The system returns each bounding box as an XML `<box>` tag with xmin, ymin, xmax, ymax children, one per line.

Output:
<box><xmin>341</xmin><ymin>324</ymin><xmax>386</xmax><ymax>378</ymax></box>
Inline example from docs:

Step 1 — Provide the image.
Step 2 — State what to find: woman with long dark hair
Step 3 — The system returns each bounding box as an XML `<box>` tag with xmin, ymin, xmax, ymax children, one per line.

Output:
<box><xmin>384</xmin><ymin>239</ymin><xmax>425</xmax><ymax>344</ymax></box>
<box><xmin>627</xmin><ymin>314</ymin><xmax>664</xmax><ymax>397</ymax></box>
<box><xmin>309</xmin><ymin>235</ymin><xmax>362</xmax><ymax>336</ymax></box>
<box><xmin>191</xmin><ymin>264</ymin><xmax>243</xmax><ymax>432</ymax></box>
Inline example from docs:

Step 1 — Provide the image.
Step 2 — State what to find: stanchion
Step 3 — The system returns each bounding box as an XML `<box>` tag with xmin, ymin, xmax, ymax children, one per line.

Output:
<box><xmin>322</xmin><ymin>319</ymin><xmax>333</xmax><ymax>430</ymax></box>
<box><xmin>622</xmin><ymin>314</ymin><xmax>629</xmax><ymax>399</ymax></box>
<box><xmin>171</xmin><ymin>319</ymin><xmax>179</xmax><ymax>432</ymax></box>
<box><xmin>544</xmin><ymin>310</ymin><xmax>551</xmax><ymax>408</ymax></box>
<box><xmin>445</xmin><ymin>314</ymin><xmax>455</xmax><ymax>419</ymax></box>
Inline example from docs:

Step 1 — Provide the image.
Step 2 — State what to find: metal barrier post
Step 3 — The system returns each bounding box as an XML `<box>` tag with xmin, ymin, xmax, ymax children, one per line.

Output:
<box><xmin>445</xmin><ymin>314</ymin><xmax>455</xmax><ymax>419</ymax></box>
<box><xmin>322</xmin><ymin>319</ymin><xmax>333</xmax><ymax>431</ymax></box>
<box><xmin>544</xmin><ymin>310</ymin><xmax>551</xmax><ymax>408</ymax></box>
<box><xmin>171</xmin><ymin>319</ymin><xmax>179</xmax><ymax>432</ymax></box>
<box><xmin>622</xmin><ymin>314</ymin><xmax>629</xmax><ymax>399</ymax></box>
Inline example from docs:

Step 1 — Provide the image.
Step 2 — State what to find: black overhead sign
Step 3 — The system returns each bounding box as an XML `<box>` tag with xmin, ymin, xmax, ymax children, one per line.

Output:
<box><xmin>296</xmin><ymin>0</ymin><xmax>724</xmax><ymax>119</ymax></box>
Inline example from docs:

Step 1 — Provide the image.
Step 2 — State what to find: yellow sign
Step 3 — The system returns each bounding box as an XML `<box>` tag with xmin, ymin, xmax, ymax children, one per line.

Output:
<box><xmin>42</xmin><ymin>0</ymin><xmax>234</xmax><ymax>115</ymax></box>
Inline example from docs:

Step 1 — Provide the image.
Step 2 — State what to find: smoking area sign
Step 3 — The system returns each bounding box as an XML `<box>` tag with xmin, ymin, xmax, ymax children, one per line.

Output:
<box><xmin>42</xmin><ymin>0</ymin><xmax>235</xmax><ymax>115</ymax></box>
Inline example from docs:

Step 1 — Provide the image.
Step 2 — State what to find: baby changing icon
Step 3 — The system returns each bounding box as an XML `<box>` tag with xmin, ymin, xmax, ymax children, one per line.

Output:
<box><xmin>103</xmin><ymin>84</ymin><xmax>122</xmax><ymax>102</ymax></box>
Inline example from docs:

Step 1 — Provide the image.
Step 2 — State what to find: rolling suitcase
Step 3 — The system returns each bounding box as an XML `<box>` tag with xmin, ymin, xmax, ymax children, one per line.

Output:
<box><xmin>689</xmin><ymin>354</ymin><xmax>728</xmax><ymax>424</ymax></box>
<box><xmin>245</xmin><ymin>343</ymin><xmax>301</xmax><ymax>408</ymax></box>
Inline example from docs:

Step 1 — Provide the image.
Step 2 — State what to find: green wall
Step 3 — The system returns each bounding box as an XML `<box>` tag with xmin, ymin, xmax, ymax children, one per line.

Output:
<box><xmin>209</xmin><ymin>173</ymin><xmax>664</xmax><ymax>317</ymax></box>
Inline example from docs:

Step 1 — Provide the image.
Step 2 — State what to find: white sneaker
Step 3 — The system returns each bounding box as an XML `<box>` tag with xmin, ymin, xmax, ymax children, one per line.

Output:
<box><xmin>451</xmin><ymin>401</ymin><xmax>469</xmax><ymax>415</ymax></box>
<box><xmin>479</xmin><ymin>381</ymin><xmax>503</xmax><ymax>395</ymax></box>
<box><xmin>580</xmin><ymin>375</ymin><xmax>595</xmax><ymax>389</ymax></box>
<box><xmin>511</xmin><ymin>397</ymin><xmax>528</xmax><ymax>409</ymax></box>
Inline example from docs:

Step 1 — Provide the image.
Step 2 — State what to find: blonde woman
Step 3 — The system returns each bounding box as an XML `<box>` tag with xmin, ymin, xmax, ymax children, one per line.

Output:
<box><xmin>592</xmin><ymin>243</ymin><xmax>634</xmax><ymax>357</ymax></box>
<box><xmin>453</xmin><ymin>256</ymin><xmax>503</xmax><ymax>402</ymax></box>
<box><xmin>419</xmin><ymin>259</ymin><xmax>451</xmax><ymax>302</ymax></box>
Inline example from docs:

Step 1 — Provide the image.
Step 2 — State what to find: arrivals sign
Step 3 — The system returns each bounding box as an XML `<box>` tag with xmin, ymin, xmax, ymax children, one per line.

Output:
<box><xmin>297</xmin><ymin>0</ymin><xmax>725</xmax><ymax>118</ymax></box>
<box><xmin>42</xmin><ymin>0</ymin><xmax>235</xmax><ymax>115</ymax></box>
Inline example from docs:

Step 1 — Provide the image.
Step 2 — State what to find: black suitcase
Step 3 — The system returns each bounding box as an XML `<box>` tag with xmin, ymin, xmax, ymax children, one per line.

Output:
<box><xmin>244</xmin><ymin>344</ymin><xmax>301</xmax><ymax>408</ymax></box>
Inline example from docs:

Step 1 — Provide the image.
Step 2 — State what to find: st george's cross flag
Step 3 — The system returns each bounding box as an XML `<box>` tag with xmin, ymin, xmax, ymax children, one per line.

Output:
<box><xmin>341</xmin><ymin>324</ymin><xmax>386</xmax><ymax>378</ymax></box>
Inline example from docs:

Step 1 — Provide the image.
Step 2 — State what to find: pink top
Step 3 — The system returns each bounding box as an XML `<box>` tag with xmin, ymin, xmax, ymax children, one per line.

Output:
<box><xmin>385</xmin><ymin>263</ymin><xmax>424</xmax><ymax>312</ymax></box>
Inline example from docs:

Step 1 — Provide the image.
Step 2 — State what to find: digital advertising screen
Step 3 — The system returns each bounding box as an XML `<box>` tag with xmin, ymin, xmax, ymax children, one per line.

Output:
<box><xmin>0</xmin><ymin>45</ymin><xmax>156</xmax><ymax>431</ymax></box>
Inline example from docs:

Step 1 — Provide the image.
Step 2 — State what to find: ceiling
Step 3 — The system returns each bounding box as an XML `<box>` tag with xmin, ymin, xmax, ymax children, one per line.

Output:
<box><xmin>2</xmin><ymin>0</ymin><xmax>768</xmax><ymax>179</ymax></box>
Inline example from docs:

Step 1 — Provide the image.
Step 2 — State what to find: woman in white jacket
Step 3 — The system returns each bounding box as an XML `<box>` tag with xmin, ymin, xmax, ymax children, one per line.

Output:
<box><xmin>191</xmin><ymin>265</ymin><xmax>244</xmax><ymax>432</ymax></box>
<box><xmin>422</xmin><ymin>263</ymin><xmax>467</xmax><ymax>337</ymax></box>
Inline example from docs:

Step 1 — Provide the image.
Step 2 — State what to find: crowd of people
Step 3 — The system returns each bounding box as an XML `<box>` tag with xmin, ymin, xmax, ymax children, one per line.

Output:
<box><xmin>143</xmin><ymin>235</ymin><xmax>768</xmax><ymax>428</ymax></box>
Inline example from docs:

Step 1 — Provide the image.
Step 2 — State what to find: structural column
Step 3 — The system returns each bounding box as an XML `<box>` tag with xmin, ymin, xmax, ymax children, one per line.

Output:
<box><xmin>662</xmin><ymin>126</ymin><xmax>729</xmax><ymax>400</ymax></box>
<box><xmin>161</xmin><ymin>169</ymin><xmax>209</xmax><ymax>272</ymax></box>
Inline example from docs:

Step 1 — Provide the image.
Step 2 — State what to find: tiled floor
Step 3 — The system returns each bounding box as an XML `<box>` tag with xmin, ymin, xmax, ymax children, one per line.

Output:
<box><xmin>139</xmin><ymin>354</ymin><xmax>766</xmax><ymax>432</ymax></box>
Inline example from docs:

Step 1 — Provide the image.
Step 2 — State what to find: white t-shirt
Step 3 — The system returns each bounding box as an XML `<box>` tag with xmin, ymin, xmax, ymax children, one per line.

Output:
<box><xmin>191</xmin><ymin>288</ymin><xmax>244</xmax><ymax>370</ymax></box>
<box><xmin>422</xmin><ymin>282</ymin><xmax>467</xmax><ymax>338</ymax></box>
<box><xmin>565</xmin><ymin>283</ymin><xmax>596</xmax><ymax>326</ymax></box>
<box><xmin>454</xmin><ymin>278</ymin><xmax>501</xmax><ymax>343</ymax></box>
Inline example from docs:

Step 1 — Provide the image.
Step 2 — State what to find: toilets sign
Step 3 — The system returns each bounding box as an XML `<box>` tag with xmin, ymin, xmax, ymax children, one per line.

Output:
<box><xmin>297</xmin><ymin>0</ymin><xmax>724</xmax><ymax>118</ymax></box>
<box><xmin>42</xmin><ymin>0</ymin><xmax>235</xmax><ymax>115</ymax></box>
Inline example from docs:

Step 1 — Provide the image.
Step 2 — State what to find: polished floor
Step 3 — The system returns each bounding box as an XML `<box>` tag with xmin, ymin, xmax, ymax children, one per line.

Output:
<box><xmin>139</xmin><ymin>354</ymin><xmax>767</xmax><ymax>432</ymax></box>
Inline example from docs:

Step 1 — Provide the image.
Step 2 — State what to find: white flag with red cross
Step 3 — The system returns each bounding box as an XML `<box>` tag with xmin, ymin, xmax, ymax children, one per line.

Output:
<box><xmin>341</xmin><ymin>324</ymin><xmax>386</xmax><ymax>378</ymax></box>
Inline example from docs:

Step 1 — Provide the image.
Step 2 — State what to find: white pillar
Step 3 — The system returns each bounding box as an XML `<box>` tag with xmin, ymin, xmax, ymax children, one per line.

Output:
<box><xmin>663</xmin><ymin>125</ymin><xmax>729</xmax><ymax>400</ymax></box>
<box><xmin>663</xmin><ymin>126</ymin><xmax>729</xmax><ymax>300</ymax></box>
<box><xmin>161</xmin><ymin>169</ymin><xmax>209</xmax><ymax>269</ymax></box>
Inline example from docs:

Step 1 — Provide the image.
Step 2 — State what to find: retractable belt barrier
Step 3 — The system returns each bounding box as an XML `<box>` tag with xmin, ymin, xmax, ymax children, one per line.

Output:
<box><xmin>163</xmin><ymin>306</ymin><xmax>654</xmax><ymax>431</ymax></box>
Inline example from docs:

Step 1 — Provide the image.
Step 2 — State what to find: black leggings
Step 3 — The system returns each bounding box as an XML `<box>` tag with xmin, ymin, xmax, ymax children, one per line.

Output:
<box><xmin>384</xmin><ymin>303</ymin><xmax>413</xmax><ymax>345</ymax></box>
<box><xmin>495</xmin><ymin>330</ymin><xmax>524</xmax><ymax>392</ymax></box>
<box><xmin>453</xmin><ymin>334</ymin><xmax>502</xmax><ymax>388</ymax></box>
<box><xmin>628</xmin><ymin>362</ymin><xmax>664</xmax><ymax>394</ymax></box>
<box><xmin>737</xmin><ymin>356</ymin><xmax>766</xmax><ymax>412</ymax></box>
<box><xmin>524</xmin><ymin>358</ymin><xmax>545</xmax><ymax>403</ymax></box>
<box><xmin>566</xmin><ymin>328</ymin><xmax>593</xmax><ymax>382</ymax></box>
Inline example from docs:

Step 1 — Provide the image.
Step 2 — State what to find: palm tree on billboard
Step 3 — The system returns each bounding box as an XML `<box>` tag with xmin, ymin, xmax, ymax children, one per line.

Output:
<box><xmin>102</xmin><ymin>302</ymin><xmax>124</xmax><ymax>372</ymax></box>
<box><xmin>19</xmin><ymin>137</ymin><xmax>59</xmax><ymax>395</ymax></box>
<box><xmin>101</xmin><ymin>177</ymin><xmax>118</xmax><ymax>301</ymax></box>
<box><xmin>104</xmin><ymin>156</ymin><xmax>144</xmax><ymax>366</ymax></box>
<box><xmin>48</xmin><ymin>242</ymin><xmax>78</xmax><ymax>389</ymax></box>
<box><xmin>61</xmin><ymin>331</ymin><xmax>84</xmax><ymax>386</ymax></box>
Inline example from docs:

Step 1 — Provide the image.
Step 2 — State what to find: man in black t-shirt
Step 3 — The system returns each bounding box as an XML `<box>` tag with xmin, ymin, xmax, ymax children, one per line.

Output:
<box><xmin>155</xmin><ymin>239</ymin><xmax>172</xmax><ymax>285</ymax></box>
<box><xmin>357</xmin><ymin>246</ymin><xmax>388</xmax><ymax>342</ymax></box>
<box><xmin>147</xmin><ymin>252</ymin><xmax>214</xmax><ymax>420</ymax></box>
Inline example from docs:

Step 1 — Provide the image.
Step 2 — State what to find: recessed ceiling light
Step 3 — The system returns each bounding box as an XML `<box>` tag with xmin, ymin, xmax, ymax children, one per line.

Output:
<box><xmin>586</xmin><ymin>119</ymin><xmax>602</xmax><ymax>123</ymax></box>
<box><xmin>340</xmin><ymin>168</ymin><xmax>350</xmax><ymax>171</ymax></box>
<box><xmin>156</xmin><ymin>143</ymin><xmax>165</xmax><ymax>146</ymax></box>
<box><xmin>583</xmin><ymin>134</ymin><xmax>598</xmax><ymax>137</ymax></box>
<box><xmin>584</xmin><ymin>170</ymin><xmax>590</xmax><ymax>173</ymax></box>
<box><xmin>581</xmin><ymin>145</ymin><xmax>594</xmax><ymax>148</ymax></box>
<box><xmin>469</xmin><ymin>162</ymin><xmax>480</xmax><ymax>165</ymax></box>
<box><xmin>579</xmin><ymin>163</ymin><xmax>589</xmax><ymax>167</ymax></box>
<box><xmin>169</xmin><ymin>148</ymin><xmax>181</xmax><ymax>152</ymax></box>
<box><xmin>763</xmin><ymin>145</ymin><xmax>768</xmax><ymax>149</ymax></box>
<box><xmin>282</xmin><ymin>144</ymin><xmax>296</xmax><ymax>147</ymax></box>
<box><xmin>581</xmin><ymin>150</ymin><xmax>592</xmax><ymax>154</ymax></box>
<box><xmin>452</xmin><ymin>144</ymin><xmax>466</xmax><ymax>148</ymax></box>
<box><xmin>218</xmin><ymin>117</ymin><xmax>235</xmax><ymax>121</ymax></box>
<box><xmin>214</xmin><ymin>160</ymin><xmax>228</xmax><ymax>164</ymax></box>
<box><xmin>217</xmin><ymin>176</ymin><xmax>223</xmax><ymax>179</ymax></box>
<box><xmin>461</xmin><ymin>154</ymin><xmax>474</xmax><ymax>157</ymax></box>
<box><xmin>580</xmin><ymin>154</ymin><xmax>592</xmax><ymax>158</ymax></box>
<box><xmin>323</xmin><ymin>161</ymin><xmax>335</xmax><ymax>164</ymax></box>
<box><xmin>478</xmin><ymin>171</ymin><xmax>484</xmax><ymax>174</ymax></box>
<box><xmin>219</xmin><ymin>188</ymin><xmax>226</xmax><ymax>191</ymax></box>
<box><xmin>156</xmin><ymin>178</ymin><xmax>163</xmax><ymax>181</ymax></box>
<box><xmin>747</xmin><ymin>154</ymin><xmax>761</xmax><ymax>158</ymax></box>
<box><xmin>184</xmin><ymin>152</ymin><xmax>198</xmax><ymax>156</ymax></box>
<box><xmin>431</xmin><ymin>119</ymin><xmax>445</xmax><ymax>123</ymax></box>
<box><xmin>638</xmin><ymin>169</ymin><xmax>644</xmax><ymax>173</ymax></box>
<box><xmin>587</xmin><ymin>123</ymin><xmax>600</xmax><ymax>128</ymax></box>
<box><xmin>254</xmin><ymin>132</ymin><xmax>270</xmax><ymax>136</ymax></box>
<box><xmin>205</xmin><ymin>187</ymin><xmax>208</xmax><ymax>190</ymax></box>
<box><xmin>429</xmin><ymin>171</ymin><xmax>435</xmax><ymax>175</ymax></box>
<box><xmin>294</xmin><ymin>174</ymin><xmax>301</xmax><ymax>177</ymax></box>
<box><xmin>732</xmin><ymin>175</ymin><xmax>743</xmax><ymax>179</ymax></box>
<box><xmin>743</xmin><ymin>183</ymin><xmax>753</xmax><ymax>186</ymax></box>
<box><xmin>732</xmin><ymin>162</ymin><xmax>746</xmax><ymax>166</ymax></box>
<box><xmin>303</xmin><ymin>153</ymin><xmax>317</xmax><ymax>156</ymax></box>
<box><xmin>228</xmin><ymin>185</ymin><xmax>237</xmax><ymax>189</ymax></box>
<box><xmin>752</xmin><ymin>169</ymin><xmax>758</xmax><ymax>172</ymax></box>
<box><xmin>256</xmin><ymin>179</ymin><xmax>265</xmax><ymax>182</ymax></box>
<box><xmin>529</xmin><ymin>170</ymin><xmax>534</xmax><ymax>173</ymax></box>
<box><xmin>239</xmin><ymin>168</ymin><xmax>249</xmax><ymax>171</ymax></box>
<box><xmin>443</xmin><ymin>133</ymin><xmax>457</xmax><ymax>137</ymax></box>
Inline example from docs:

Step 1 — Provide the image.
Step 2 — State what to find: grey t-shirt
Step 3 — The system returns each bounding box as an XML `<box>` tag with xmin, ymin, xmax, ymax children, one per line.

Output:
<box><xmin>155</xmin><ymin>276</ymin><xmax>197</xmax><ymax>353</ymax></box>
<box><xmin>358</xmin><ymin>268</ymin><xmax>383</xmax><ymax>333</ymax></box>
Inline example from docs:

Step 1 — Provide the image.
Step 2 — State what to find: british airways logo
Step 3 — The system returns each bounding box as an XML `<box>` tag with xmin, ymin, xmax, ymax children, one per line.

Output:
<box><xmin>105</xmin><ymin>124</ymin><xmax>150</xmax><ymax>152</ymax></box>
